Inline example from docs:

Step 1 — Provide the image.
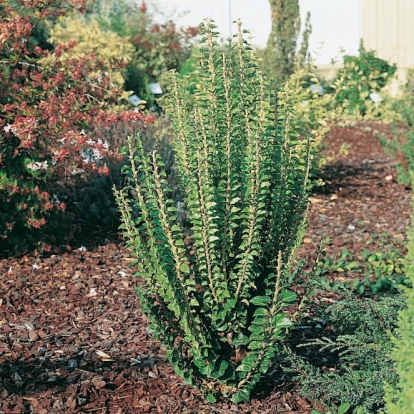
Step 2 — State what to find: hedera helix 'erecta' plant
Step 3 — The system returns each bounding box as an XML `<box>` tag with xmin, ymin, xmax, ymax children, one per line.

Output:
<box><xmin>114</xmin><ymin>21</ymin><xmax>312</xmax><ymax>403</ymax></box>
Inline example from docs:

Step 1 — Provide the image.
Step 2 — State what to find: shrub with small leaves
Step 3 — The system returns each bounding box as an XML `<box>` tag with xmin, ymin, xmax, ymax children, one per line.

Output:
<box><xmin>380</xmin><ymin>70</ymin><xmax>414</xmax><ymax>187</ymax></box>
<box><xmin>115</xmin><ymin>22</ymin><xmax>313</xmax><ymax>403</ymax></box>
<box><xmin>288</xmin><ymin>66</ymin><xmax>350</xmax><ymax>174</ymax></box>
<box><xmin>47</xmin><ymin>15</ymin><xmax>134</xmax><ymax>90</ymax></box>
<box><xmin>384</xmin><ymin>195</ymin><xmax>414</xmax><ymax>413</ymax></box>
<box><xmin>331</xmin><ymin>43</ymin><xmax>396</xmax><ymax>117</ymax></box>
<box><xmin>259</xmin><ymin>0</ymin><xmax>311</xmax><ymax>81</ymax></box>
<box><xmin>0</xmin><ymin>0</ymin><xmax>150</xmax><ymax>255</ymax></box>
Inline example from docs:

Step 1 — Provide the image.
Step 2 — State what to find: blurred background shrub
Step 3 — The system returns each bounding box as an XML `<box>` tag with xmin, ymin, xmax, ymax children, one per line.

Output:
<box><xmin>85</xmin><ymin>0</ymin><xmax>199</xmax><ymax>107</ymax></box>
<box><xmin>330</xmin><ymin>43</ymin><xmax>397</xmax><ymax>117</ymax></box>
<box><xmin>380</xmin><ymin>69</ymin><xmax>414</xmax><ymax>187</ymax></box>
<box><xmin>47</xmin><ymin>16</ymin><xmax>134</xmax><ymax>91</ymax></box>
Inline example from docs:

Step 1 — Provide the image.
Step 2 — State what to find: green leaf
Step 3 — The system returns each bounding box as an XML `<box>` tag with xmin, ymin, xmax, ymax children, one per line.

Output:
<box><xmin>253</xmin><ymin>307</ymin><xmax>268</xmax><ymax>317</ymax></box>
<box><xmin>338</xmin><ymin>402</ymin><xmax>351</xmax><ymax>414</ymax></box>
<box><xmin>198</xmin><ymin>362</ymin><xmax>213</xmax><ymax>376</ymax></box>
<box><xmin>205</xmin><ymin>201</ymin><xmax>216</xmax><ymax>210</ymax></box>
<box><xmin>215</xmin><ymin>322</ymin><xmax>228</xmax><ymax>331</ymax></box>
<box><xmin>223</xmin><ymin>298</ymin><xmax>237</xmax><ymax>311</ymax></box>
<box><xmin>250</xmin><ymin>295</ymin><xmax>271</xmax><ymax>306</ymax></box>
<box><xmin>237</xmin><ymin>353</ymin><xmax>256</xmax><ymax>370</ymax></box>
<box><xmin>189</xmin><ymin>298</ymin><xmax>200</xmax><ymax>307</ymax></box>
<box><xmin>230</xmin><ymin>197</ymin><xmax>241</xmax><ymax>204</ymax></box>
<box><xmin>279</xmin><ymin>290</ymin><xmax>297</xmax><ymax>306</ymax></box>
<box><xmin>346</xmin><ymin>261</ymin><xmax>362</xmax><ymax>270</ymax></box>
<box><xmin>249</xmin><ymin>332</ymin><xmax>265</xmax><ymax>341</ymax></box>
<box><xmin>258</xmin><ymin>357</ymin><xmax>273</xmax><ymax>373</ymax></box>
<box><xmin>180</xmin><ymin>263</ymin><xmax>190</xmax><ymax>273</ymax></box>
<box><xmin>208</xmin><ymin>235</ymin><xmax>220</xmax><ymax>243</ymax></box>
<box><xmin>233</xmin><ymin>333</ymin><xmax>249</xmax><ymax>347</ymax></box>
<box><xmin>215</xmin><ymin>359</ymin><xmax>229</xmax><ymax>378</ymax></box>
<box><xmin>206</xmin><ymin>393</ymin><xmax>217</xmax><ymax>403</ymax></box>
<box><xmin>235</xmin><ymin>363</ymin><xmax>249</xmax><ymax>372</ymax></box>
<box><xmin>231</xmin><ymin>388</ymin><xmax>251</xmax><ymax>403</ymax></box>
<box><xmin>248</xmin><ymin>324</ymin><xmax>264</xmax><ymax>334</ymax></box>
<box><xmin>251</xmin><ymin>316</ymin><xmax>266</xmax><ymax>326</ymax></box>
<box><xmin>248</xmin><ymin>340</ymin><xmax>263</xmax><ymax>350</ymax></box>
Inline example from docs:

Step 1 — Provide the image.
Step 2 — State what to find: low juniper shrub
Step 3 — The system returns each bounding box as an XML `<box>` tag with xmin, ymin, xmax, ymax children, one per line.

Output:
<box><xmin>287</xmin><ymin>293</ymin><xmax>404</xmax><ymax>413</ymax></box>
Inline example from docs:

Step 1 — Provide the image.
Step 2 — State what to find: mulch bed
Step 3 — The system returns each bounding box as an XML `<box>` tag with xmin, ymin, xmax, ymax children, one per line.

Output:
<box><xmin>0</xmin><ymin>122</ymin><xmax>412</xmax><ymax>413</ymax></box>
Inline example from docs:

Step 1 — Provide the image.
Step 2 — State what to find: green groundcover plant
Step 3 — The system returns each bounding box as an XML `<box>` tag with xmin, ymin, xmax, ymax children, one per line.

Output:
<box><xmin>115</xmin><ymin>21</ymin><xmax>313</xmax><ymax>403</ymax></box>
<box><xmin>288</xmin><ymin>294</ymin><xmax>403</xmax><ymax>414</ymax></box>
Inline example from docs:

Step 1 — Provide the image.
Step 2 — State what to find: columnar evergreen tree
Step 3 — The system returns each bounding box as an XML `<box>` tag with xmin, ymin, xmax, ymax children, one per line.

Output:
<box><xmin>297</xmin><ymin>11</ymin><xmax>312</xmax><ymax>66</ymax></box>
<box><xmin>263</xmin><ymin>0</ymin><xmax>301</xmax><ymax>80</ymax></box>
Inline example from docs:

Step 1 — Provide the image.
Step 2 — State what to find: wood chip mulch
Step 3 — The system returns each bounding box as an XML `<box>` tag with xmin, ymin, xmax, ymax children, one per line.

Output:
<box><xmin>0</xmin><ymin>122</ymin><xmax>412</xmax><ymax>413</ymax></box>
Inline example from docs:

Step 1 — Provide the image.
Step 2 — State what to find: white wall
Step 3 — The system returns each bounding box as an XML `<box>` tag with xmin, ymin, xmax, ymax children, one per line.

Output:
<box><xmin>300</xmin><ymin>0</ymin><xmax>360</xmax><ymax>65</ymax></box>
<box><xmin>153</xmin><ymin>0</ymin><xmax>360</xmax><ymax>65</ymax></box>
<box><xmin>361</xmin><ymin>0</ymin><xmax>414</xmax><ymax>93</ymax></box>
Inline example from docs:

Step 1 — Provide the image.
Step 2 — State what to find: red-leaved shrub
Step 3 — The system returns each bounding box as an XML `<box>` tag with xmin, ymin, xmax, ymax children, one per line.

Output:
<box><xmin>0</xmin><ymin>0</ymin><xmax>154</xmax><ymax>255</ymax></box>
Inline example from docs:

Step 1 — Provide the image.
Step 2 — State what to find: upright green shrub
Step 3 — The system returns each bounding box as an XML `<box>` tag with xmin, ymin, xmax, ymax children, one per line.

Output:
<box><xmin>384</xmin><ymin>195</ymin><xmax>414</xmax><ymax>413</ymax></box>
<box><xmin>262</xmin><ymin>0</ymin><xmax>300</xmax><ymax>80</ymax></box>
<box><xmin>380</xmin><ymin>70</ymin><xmax>414</xmax><ymax>187</ymax></box>
<box><xmin>115</xmin><ymin>22</ymin><xmax>312</xmax><ymax>403</ymax></box>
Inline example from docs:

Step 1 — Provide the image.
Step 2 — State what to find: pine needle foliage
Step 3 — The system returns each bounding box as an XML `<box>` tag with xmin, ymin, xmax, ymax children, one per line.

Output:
<box><xmin>288</xmin><ymin>295</ymin><xmax>403</xmax><ymax>413</ymax></box>
<box><xmin>114</xmin><ymin>21</ymin><xmax>311</xmax><ymax>403</ymax></box>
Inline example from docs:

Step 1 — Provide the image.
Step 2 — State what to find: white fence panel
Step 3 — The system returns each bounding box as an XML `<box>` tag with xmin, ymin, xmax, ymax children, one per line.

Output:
<box><xmin>360</xmin><ymin>0</ymin><xmax>414</xmax><ymax>91</ymax></box>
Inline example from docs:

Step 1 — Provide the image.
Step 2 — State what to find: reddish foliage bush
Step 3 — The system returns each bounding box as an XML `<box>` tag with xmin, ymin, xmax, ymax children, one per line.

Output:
<box><xmin>0</xmin><ymin>0</ymin><xmax>154</xmax><ymax>255</ymax></box>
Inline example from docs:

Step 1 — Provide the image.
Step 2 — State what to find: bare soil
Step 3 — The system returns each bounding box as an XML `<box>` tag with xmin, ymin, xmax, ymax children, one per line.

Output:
<box><xmin>0</xmin><ymin>123</ymin><xmax>412</xmax><ymax>413</ymax></box>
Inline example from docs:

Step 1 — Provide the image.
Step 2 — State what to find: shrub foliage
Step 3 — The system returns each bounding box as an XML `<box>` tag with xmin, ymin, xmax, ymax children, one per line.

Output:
<box><xmin>0</xmin><ymin>0</ymin><xmax>150</xmax><ymax>255</ymax></box>
<box><xmin>288</xmin><ymin>295</ymin><xmax>403</xmax><ymax>413</ymax></box>
<box><xmin>87</xmin><ymin>0</ymin><xmax>199</xmax><ymax>105</ymax></box>
<box><xmin>380</xmin><ymin>70</ymin><xmax>414</xmax><ymax>187</ymax></box>
<box><xmin>331</xmin><ymin>43</ymin><xmax>396</xmax><ymax>117</ymax></box>
<box><xmin>260</xmin><ymin>0</ymin><xmax>311</xmax><ymax>80</ymax></box>
<box><xmin>384</xmin><ymin>197</ymin><xmax>414</xmax><ymax>413</ymax></box>
<box><xmin>115</xmin><ymin>22</ymin><xmax>312</xmax><ymax>403</ymax></box>
<box><xmin>48</xmin><ymin>16</ymin><xmax>134</xmax><ymax>90</ymax></box>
